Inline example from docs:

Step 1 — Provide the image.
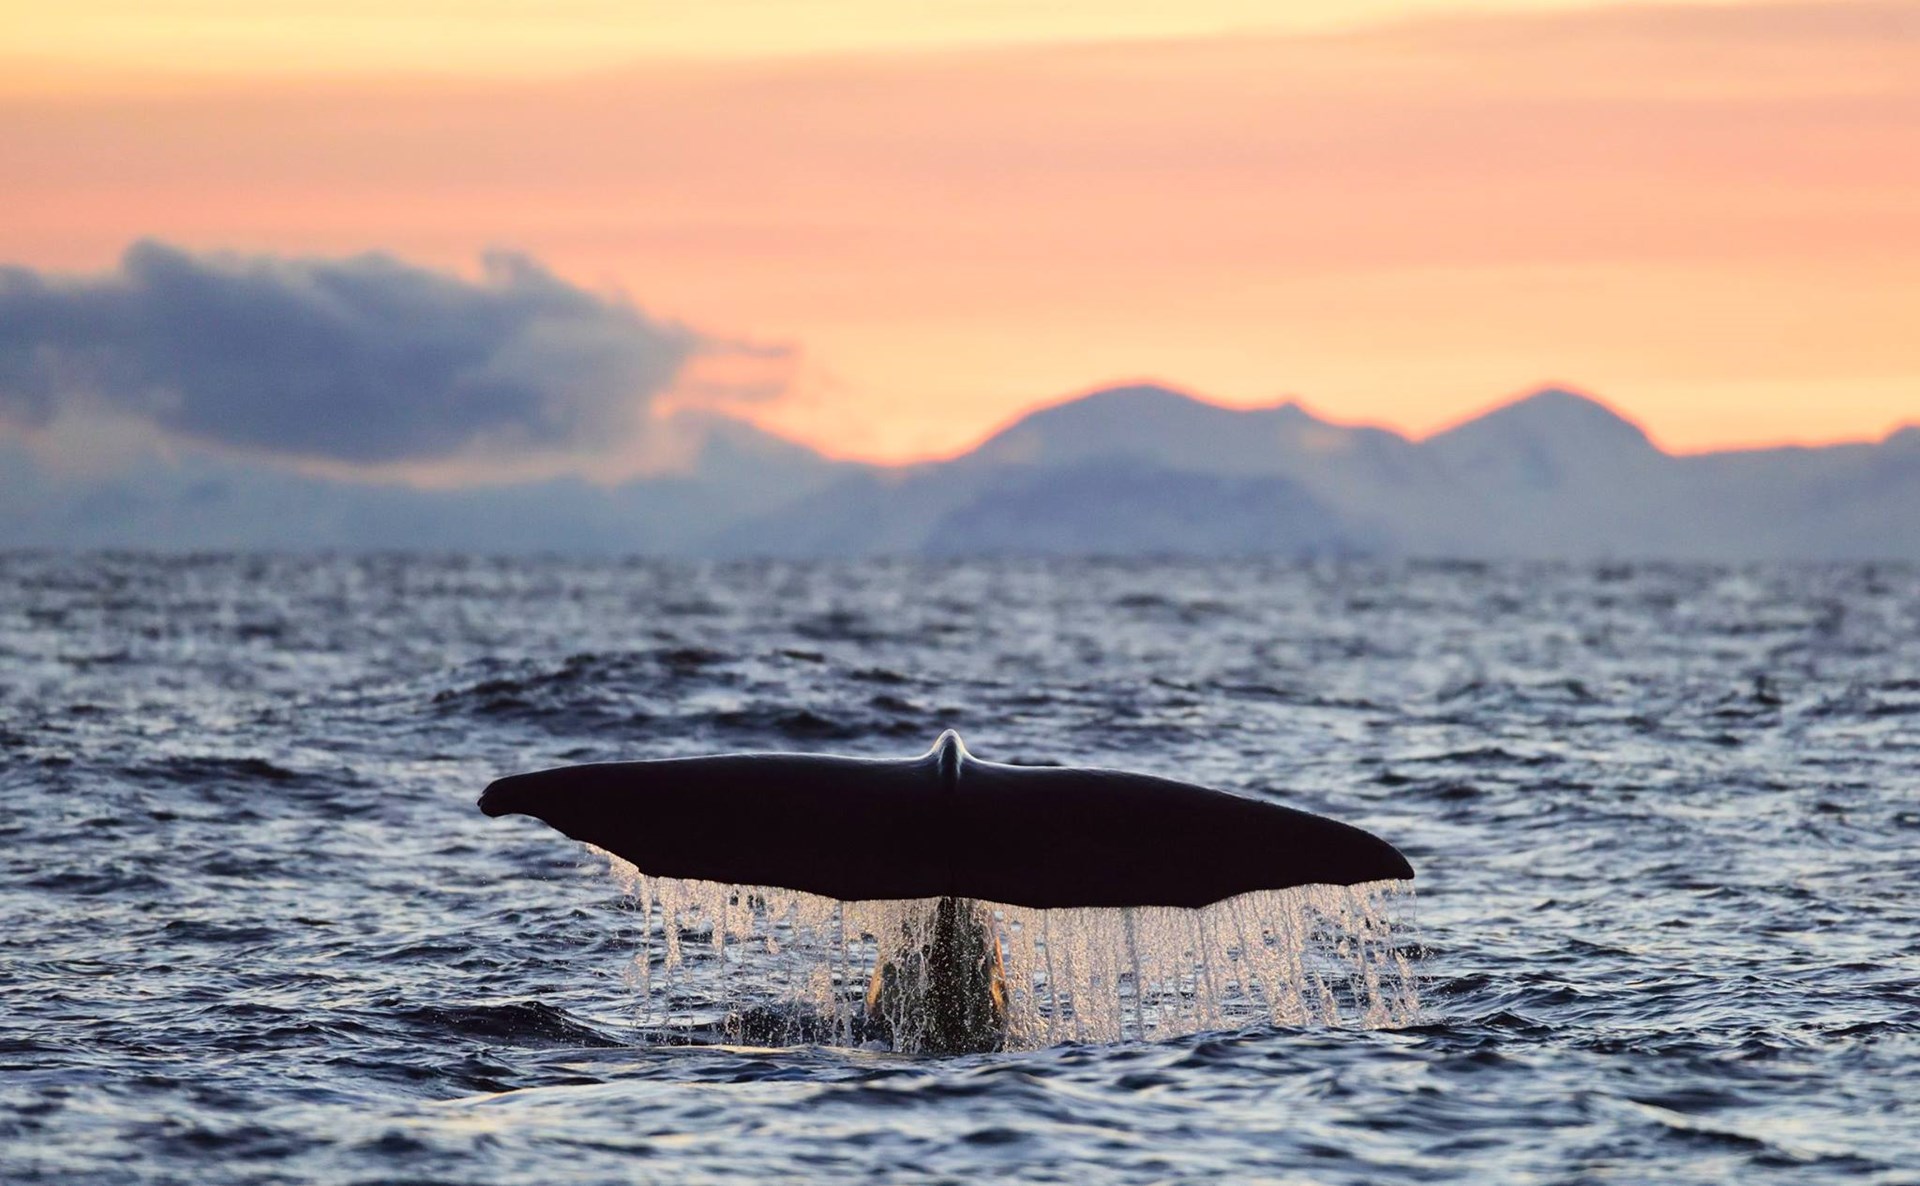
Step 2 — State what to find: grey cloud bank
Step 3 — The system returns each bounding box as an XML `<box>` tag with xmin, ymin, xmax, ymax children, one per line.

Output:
<box><xmin>0</xmin><ymin>242</ymin><xmax>699</xmax><ymax>465</ymax></box>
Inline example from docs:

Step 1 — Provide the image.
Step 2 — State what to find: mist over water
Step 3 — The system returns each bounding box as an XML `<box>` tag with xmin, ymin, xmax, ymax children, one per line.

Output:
<box><xmin>2</xmin><ymin>555</ymin><xmax>1915</xmax><ymax>1183</ymax></box>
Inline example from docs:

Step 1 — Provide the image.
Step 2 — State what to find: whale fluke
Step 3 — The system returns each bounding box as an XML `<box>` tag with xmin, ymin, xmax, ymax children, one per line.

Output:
<box><xmin>478</xmin><ymin>730</ymin><xmax>1412</xmax><ymax>909</ymax></box>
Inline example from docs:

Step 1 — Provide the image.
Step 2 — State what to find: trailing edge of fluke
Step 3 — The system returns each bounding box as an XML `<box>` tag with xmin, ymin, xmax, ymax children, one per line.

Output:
<box><xmin>478</xmin><ymin>730</ymin><xmax>1413</xmax><ymax>910</ymax></box>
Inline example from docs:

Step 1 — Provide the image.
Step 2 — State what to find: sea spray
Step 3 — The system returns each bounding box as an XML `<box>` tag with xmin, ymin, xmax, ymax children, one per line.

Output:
<box><xmin>601</xmin><ymin>849</ymin><xmax>1420</xmax><ymax>1051</ymax></box>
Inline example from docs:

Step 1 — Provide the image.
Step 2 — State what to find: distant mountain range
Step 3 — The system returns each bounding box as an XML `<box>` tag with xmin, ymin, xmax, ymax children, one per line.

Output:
<box><xmin>5</xmin><ymin>385</ymin><xmax>1918</xmax><ymax>559</ymax></box>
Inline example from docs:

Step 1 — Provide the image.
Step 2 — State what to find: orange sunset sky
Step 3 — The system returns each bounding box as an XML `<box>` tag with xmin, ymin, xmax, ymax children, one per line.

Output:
<box><xmin>3</xmin><ymin>0</ymin><xmax>1916</xmax><ymax>465</ymax></box>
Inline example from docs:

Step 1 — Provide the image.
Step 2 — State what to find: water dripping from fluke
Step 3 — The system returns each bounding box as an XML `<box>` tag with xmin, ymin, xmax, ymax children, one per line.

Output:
<box><xmin>480</xmin><ymin>731</ymin><xmax>1420</xmax><ymax>1053</ymax></box>
<box><xmin>608</xmin><ymin>865</ymin><xmax>1420</xmax><ymax>1053</ymax></box>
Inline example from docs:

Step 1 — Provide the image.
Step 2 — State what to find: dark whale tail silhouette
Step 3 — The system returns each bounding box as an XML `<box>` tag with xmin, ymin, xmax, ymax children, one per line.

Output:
<box><xmin>477</xmin><ymin>730</ymin><xmax>1412</xmax><ymax>909</ymax></box>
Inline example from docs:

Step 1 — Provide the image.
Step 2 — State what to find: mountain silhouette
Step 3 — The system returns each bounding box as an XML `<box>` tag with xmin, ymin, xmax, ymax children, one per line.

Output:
<box><xmin>720</xmin><ymin>384</ymin><xmax>1919</xmax><ymax>560</ymax></box>
<box><xmin>1425</xmin><ymin>387</ymin><xmax>1661</xmax><ymax>490</ymax></box>
<box><xmin>4</xmin><ymin>384</ymin><xmax>1916</xmax><ymax>558</ymax></box>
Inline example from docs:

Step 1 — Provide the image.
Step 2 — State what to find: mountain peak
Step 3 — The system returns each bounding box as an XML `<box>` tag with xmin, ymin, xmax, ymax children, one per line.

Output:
<box><xmin>970</xmin><ymin>383</ymin><xmax>1289</xmax><ymax>467</ymax></box>
<box><xmin>1502</xmin><ymin>386</ymin><xmax>1648</xmax><ymax>430</ymax></box>
<box><xmin>997</xmin><ymin>383</ymin><xmax>1328</xmax><ymax>435</ymax></box>
<box><xmin>1038</xmin><ymin>382</ymin><xmax>1213</xmax><ymax>417</ymax></box>
<box><xmin>1423</xmin><ymin>387</ymin><xmax>1658</xmax><ymax>488</ymax></box>
<box><xmin>1433</xmin><ymin>387</ymin><xmax>1655</xmax><ymax>448</ymax></box>
<box><xmin>1515</xmin><ymin>386</ymin><xmax>1604</xmax><ymax>408</ymax></box>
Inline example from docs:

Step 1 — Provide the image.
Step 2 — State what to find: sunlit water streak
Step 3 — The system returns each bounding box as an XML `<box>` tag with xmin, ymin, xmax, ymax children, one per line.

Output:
<box><xmin>1</xmin><ymin>555</ymin><xmax>1915</xmax><ymax>1184</ymax></box>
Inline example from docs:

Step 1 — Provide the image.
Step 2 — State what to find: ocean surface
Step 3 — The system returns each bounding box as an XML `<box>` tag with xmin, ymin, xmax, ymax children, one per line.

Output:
<box><xmin>2</xmin><ymin>554</ymin><xmax>1915</xmax><ymax>1184</ymax></box>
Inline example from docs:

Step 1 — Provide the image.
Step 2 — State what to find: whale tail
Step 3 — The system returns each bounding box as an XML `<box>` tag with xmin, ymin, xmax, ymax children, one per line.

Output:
<box><xmin>478</xmin><ymin>730</ymin><xmax>1412</xmax><ymax>910</ymax></box>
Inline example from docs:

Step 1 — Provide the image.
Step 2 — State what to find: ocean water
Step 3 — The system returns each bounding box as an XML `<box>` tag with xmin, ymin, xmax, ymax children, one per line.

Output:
<box><xmin>1</xmin><ymin>554</ymin><xmax>1915</xmax><ymax>1184</ymax></box>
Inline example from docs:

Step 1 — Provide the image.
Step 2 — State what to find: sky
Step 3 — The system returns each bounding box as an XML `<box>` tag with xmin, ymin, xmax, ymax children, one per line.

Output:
<box><xmin>1</xmin><ymin>0</ymin><xmax>1916</xmax><ymax>474</ymax></box>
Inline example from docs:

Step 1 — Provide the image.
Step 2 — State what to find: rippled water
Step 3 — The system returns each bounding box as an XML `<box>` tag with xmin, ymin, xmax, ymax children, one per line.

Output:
<box><xmin>2</xmin><ymin>555</ymin><xmax>1915</xmax><ymax>1184</ymax></box>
